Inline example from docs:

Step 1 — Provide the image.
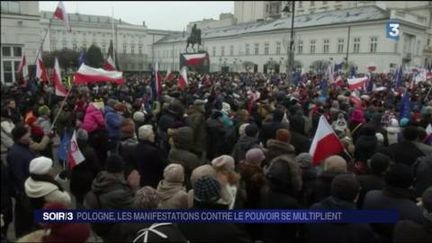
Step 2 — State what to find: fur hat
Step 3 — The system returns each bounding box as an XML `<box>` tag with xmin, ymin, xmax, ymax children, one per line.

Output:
<box><xmin>134</xmin><ymin>186</ymin><xmax>161</xmax><ymax>209</ymax></box>
<box><xmin>163</xmin><ymin>164</ymin><xmax>185</xmax><ymax>183</ymax></box>
<box><xmin>245</xmin><ymin>148</ymin><xmax>265</xmax><ymax>166</ymax></box>
<box><xmin>211</xmin><ymin>155</ymin><xmax>235</xmax><ymax>171</ymax></box>
<box><xmin>29</xmin><ymin>156</ymin><xmax>53</xmax><ymax>175</ymax></box>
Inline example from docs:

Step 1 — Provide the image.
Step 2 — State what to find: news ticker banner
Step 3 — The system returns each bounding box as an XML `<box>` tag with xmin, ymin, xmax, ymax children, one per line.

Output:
<box><xmin>35</xmin><ymin>209</ymin><xmax>399</xmax><ymax>224</ymax></box>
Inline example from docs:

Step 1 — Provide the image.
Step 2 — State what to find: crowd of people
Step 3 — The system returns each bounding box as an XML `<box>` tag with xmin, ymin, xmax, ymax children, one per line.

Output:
<box><xmin>1</xmin><ymin>70</ymin><xmax>431</xmax><ymax>243</ymax></box>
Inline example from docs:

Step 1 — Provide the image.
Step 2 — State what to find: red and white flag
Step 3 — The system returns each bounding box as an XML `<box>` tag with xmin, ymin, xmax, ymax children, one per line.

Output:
<box><xmin>154</xmin><ymin>62</ymin><xmax>163</xmax><ymax>97</ymax></box>
<box><xmin>102</xmin><ymin>55</ymin><xmax>116</xmax><ymax>71</ymax></box>
<box><xmin>182</xmin><ymin>53</ymin><xmax>208</xmax><ymax>65</ymax></box>
<box><xmin>52</xmin><ymin>58</ymin><xmax>68</xmax><ymax>97</ymax></box>
<box><xmin>165</xmin><ymin>67</ymin><xmax>175</xmax><ymax>81</ymax></box>
<box><xmin>348</xmin><ymin>76</ymin><xmax>368</xmax><ymax>91</ymax></box>
<box><xmin>334</xmin><ymin>75</ymin><xmax>344</xmax><ymax>86</ymax></box>
<box><xmin>309</xmin><ymin>115</ymin><xmax>344</xmax><ymax>165</ymax></box>
<box><xmin>74</xmin><ymin>63</ymin><xmax>124</xmax><ymax>85</ymax></box>
<box><xmin>36</xmin><ymin>53</ymin><xmax>49</xmax><ymax>83</ymax></box>
<box><xmin>68</xmin><ymin>130</ymin><xmax>85</xmax><ymax>169</ymax></box>
<box><xmin>178</xmin><ymin>67</ymin><xmax>188</xmax><ymax>90</ymax></box>
<box><xmin>349</xmin><ymin>90</ymin><xmax>362</xmax><ymax>108</ymax></box>
<box><xmin>53</xmin><ymin>1</ymin><xmax>71</xmax><ymax>32</ymax></box>
<box><xmin>16</xmin><ymin>55</ymin><xmax>28</xmax><ymax>78</ymax></box>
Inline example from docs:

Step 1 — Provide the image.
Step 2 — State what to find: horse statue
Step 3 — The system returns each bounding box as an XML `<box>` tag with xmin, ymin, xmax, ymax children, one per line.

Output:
<box><xmin>186</xmin><ymin>24</ymin><xmax>201</xmax><ymax>52</ymax></box>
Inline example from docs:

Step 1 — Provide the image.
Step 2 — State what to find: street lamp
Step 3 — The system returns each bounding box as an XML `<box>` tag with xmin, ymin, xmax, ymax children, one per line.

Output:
<box><xmin>283</xmin><ymin>1</ymin><xmax>295</xmax><ymax>83</ymax></box>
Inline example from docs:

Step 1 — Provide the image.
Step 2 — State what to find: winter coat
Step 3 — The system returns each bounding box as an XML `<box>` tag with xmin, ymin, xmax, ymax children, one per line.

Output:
<box><xmin>265</xmin><ymin>139</ymin><xmax>296</xmax><ymax>164</ymax></box>
<box><xmin>82</xmin><ymin>104</ymin><xmax>106</xmax><ymax>133</ymax></box>
<box><xmin>310</xmin><ymin>171</ymin><xmax>342</xmax><ymax>205</ymax></box>
<box><xmin>412</xmin><ymin>154</ymin><xmax>432</xmax><ymax>197</ymax></box>
<box><xmin>363</xmin><ymin>187</ymin><xmax>423</xmax><ymax>242</ymax></box>
<box><xmin>290</xmin><ymin>115</ymin><xmax>311</xmax><ymax>155</ymax></box>
<box><xmin>132</xmin><ymin>140</ymin><xmax>166</xmax><ymax>188</ymax></box>
<box><xmin>413</xmin><ymin>141</ymin><xmax>432</xmax><ymax>156</ymax></box>
<box><xmin>380</xmin><ymin>141</ymin><xmax>425</xmax><ymax>166</ymax></box>
<box><xmin>357</xmin><ymin>174</ymin><xmax>385</xmax><ymax>209</ymax></box>
<box><xmin>119</xmin><ymin>137</ymin><xmax>138</xmax><ymax>174</ymax></box>
<box><xmin>300</xmin><ymin>167</ymin><xmax>318</xmax><ymax>207</ymax></box>
<box><xmin>104</xmin><ymin>105</ymin><xmax>123</xmax><ymax>139</ymax></box>
<box><xmin>186</xmin><ymin>109</ymin><xmax>207</xmax><ymax>155</ymax></box>
<box><xmin>7</xmin><ymin>143</ymin><xmax>35</xmax><ymax>193</ymax></box>
<box><xmin>1</xmin><ymin>119</ymin><xmax>15</xmax><ymax>154</ymax></box>
<box><xmin>24</xmin><ymin>177</ymin><xmax>71</xmax><ymax>209</ymax></box>
<box><xmin>261</xmin><ymin>121</ymin><xmax>290</xmax><ymax>144</ymax></box>
<box><xmin>354</xmin><ymin>135</ymin><xmax>378</xmax><ymax>162</ymax></box>
<box><xmin>393</xmin><ymin>218</ymin><xmax>432</xmax><ymax>243</ymax></box>
<box><xmin>306</xmin><ymin>196</ymin><xmax>377</xmax><ymax>243</ymax></box>
<box><xmin>156</xmin><ymin>180</ymin><xmax>188</xmax><ymax>209</ymax></box>
<box><xmin>70</xmin><ymin>142</ymin><xmax>101</xmax><ymax>206</ymax></box>
<box><xmin>238</xmin><ymin>162</ymin><xmax>266</xmax><ymax>209</ymax></box>
<box><xmin>231</xmin><ymin>135</ymin><xmax>260</xmax><ymax>163</ymax></box>
<box><xmin>206</xmin><ymin>118</ymin><xmax>227</xmax><ymax>160</ymax></box>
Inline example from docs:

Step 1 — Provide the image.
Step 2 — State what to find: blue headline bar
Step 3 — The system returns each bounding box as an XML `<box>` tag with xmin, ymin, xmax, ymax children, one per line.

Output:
<box><xmin>34</xmin><ymin>209</ymin><xmax>399</xmax><ymax>224</ymax></box>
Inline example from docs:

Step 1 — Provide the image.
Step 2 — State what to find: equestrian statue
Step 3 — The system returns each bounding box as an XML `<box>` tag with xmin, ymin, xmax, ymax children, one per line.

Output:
<box><xmin>186</xmin><ymin>24</ymin><xmax>202</xmax><ymax>52</ymax></box>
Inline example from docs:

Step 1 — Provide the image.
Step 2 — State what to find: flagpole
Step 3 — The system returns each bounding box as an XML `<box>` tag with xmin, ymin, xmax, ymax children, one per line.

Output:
<box><xmin>33</xmin><ymin>13</ymin><xmax>55</xmax><ymax>67</ymax></box>
<box><xmin>50</xmin><ymin>88</ymin><xmax>72</xmax><ymax>132</ymax></box>
<box><xmin>111</xmin><ymin>7</ymin><xmax>116</xmax><ymax>65</ymax></box>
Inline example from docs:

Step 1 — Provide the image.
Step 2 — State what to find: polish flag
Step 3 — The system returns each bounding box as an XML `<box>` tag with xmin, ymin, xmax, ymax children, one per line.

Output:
<box><xmin>36</xmin><ymin>53</ymin><xmax>49</xmax><ymax>83</ymax></box>
<box><xmin>165</xmin><ymin>67</ymin><xmax>175</xmax><ymax>81</ymax></box>
<box><xmin>178</xmin><ymin>67</ymin><xmax>188</xmax><ymax>90</ymax></box>
<box><xmin>309</xmin><ymin>115</ymin><xmax>344</xmax><ymax>165</ymax></box>
<box><xmin>182</xmin><ymin>53</ymin><xmax>208</xmax><ymax>65</ymax></box>
<box><xmin>155</xmin><ymin>62</ymin><xmax>163</xmax><ymax>97</ymax></box>
<box><xmin>334</xmin><ymin>75</ymin><xmax>344</xmax><ymax>86</ymax></box>
<box><xmin>102</xmin><ymin>55</ymin><xmax>116</xmax><ymax>71</ymax></box>
<box><xmin>68</xmin><ymin>130</ymin><xmax>85</xmax><ymax>169</ymax></box>
<box><xmin>52</xmin><ymin>58</ymin><xmax>68</xmax><ymax>97</ymax></box>
<box><xmin>349</xmin><ymin>91</ymin><xmax>362</xmax><ymax>108</ymax></box>
<box><xmin>16</xmin><ymin>55</ymin><xmax>28</xmax><ymax>78</ymax></box>
<box><xmin>74</xmin><ymin>63</ymin><xmax>124</xmax><ymax>85</ymax></box>
<box><xmin>348</xmin><ymin>76</ymin><xmax>368</xmax><ymax>91</ymax></box>
<box><xmin>53</xmin><ymin>1</ymin><xmax>71</xmax><ymax>32</ymax></box>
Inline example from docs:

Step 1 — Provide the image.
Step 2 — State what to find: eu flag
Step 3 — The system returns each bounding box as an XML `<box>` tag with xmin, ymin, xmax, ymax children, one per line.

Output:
<box><xmin>78</xmin><ymin>51</ymin><xmax>87</xmax><ymax>66</ymax></box>
<box><xmin>399</xmin><ymin>90</ymin><xmax>411</xmax><ymax>120</ymax></box>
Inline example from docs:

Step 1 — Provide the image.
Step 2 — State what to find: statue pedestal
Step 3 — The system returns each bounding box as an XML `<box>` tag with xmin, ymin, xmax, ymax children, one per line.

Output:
<box><xmin>180</xmin><ymin>51</ymin><xmax>210</xmax><ymax>74</ymax></box>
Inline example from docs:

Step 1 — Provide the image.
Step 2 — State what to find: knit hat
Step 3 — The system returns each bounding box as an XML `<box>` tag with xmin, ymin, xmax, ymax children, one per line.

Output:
<box><xmin>245</xmin><ymin>148</ymin><xmax>265</xmax><ymax>166</ymax></box>
<box><xmin>276</xmin><ymin>129</ymin><xmax>290</xmax><ymax>143</ymax></box>
<box><xmin>367</xmin><ymin>153</ymin><xmax>391</xmax><ymax>174</ymax></box>
<box><xmin>133</xmin><ymin>111</ymin><xmax>146</xmax><ymax>123</ymax></box>
<box><xmin>245</xmin><ymin>124</ymin><xmax>258</xmax><ymax>137</ymax></box>
<box><xmin>76</xmin><ymin>128</ymin><xmax>88</xmax><ymax>141</ymax></box>
<box><xmin>331</xmin><ymin>173</ymin><xmax>360</xmax><ymax>201</ymax></box>
<box><xmin>324</xmin><ymin>155</ymin><xmax>347</xmax><ymax>173</ymax></box>
<box><xmin>29</xmin><ymin>156</ymin><xmax>53</xmax><ymax>175</ymax></box>
<box><xmin>38</xmin><ymin>105</ymin><xmax>50</xmax><ymax>117</ymax></box>
<box><xmin>42</xmin><ymin>203</ymin><xmax>90</xmax><ymax>243</ymax></box>
<box><xmin>385</xmin><ymin>163</ymin><xmax>413</xmax><ymax>188</ymax></box>
<box><xmin>211</xmin><ymin>155</ymin><xmax>235</xmax><ymax>171</ymax></box>
<box><xmin>193</xmin><ymin>176</ymin><xmax>221</xmax><ymax>203</ymax></box>
<box><xmin>190</xmin><ymin>165</ymin><xmax>217</xmax><ymax>188</ymax></box>
<box><xmin>134</xmin><ymin>186</ymin><xmax>161</xmax><ymax>209</ymax></box>
<box><xmin>12</xmin><ymin>125</ymin><xmax>29</xmax><ymax>141</ymax></box>
<box><xmin>26</xmin><ymin>116</ymin><xmax>38</xmax><ymax>126</ymax></box>
<box><xmin>351</xmin><ymin>109</ymin><xmax>365</xmax><ymax>123</ymax></box>
<box><xmin>163</xmin><ymin>164</ymin><xmax>185</xmax><ymax>183</ymax></box>
<box><xmin>105</xmin><ymin>154</ymin><xmax>125</xmax><ymax>173</ymax></box>
<box><xmin>133</xmin><ymin>223</ymin><xmax>188</xmax><ymax>243</ymax></box>
<box><xmin>400</xmin><ymin>118</ymin><xmax>410</xmax><ymax>127</ymax></box>
<box><xmin>296</xmin><ymin>153</ymin><xmax>312</xmax><ymax>169</ymax></box>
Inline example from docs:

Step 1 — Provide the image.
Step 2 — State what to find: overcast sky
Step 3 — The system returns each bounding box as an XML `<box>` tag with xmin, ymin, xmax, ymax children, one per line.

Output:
<box><xmin>39</xmin><ymin>1</ymin><xmax>234</xmax><ymax>31</ymax></box>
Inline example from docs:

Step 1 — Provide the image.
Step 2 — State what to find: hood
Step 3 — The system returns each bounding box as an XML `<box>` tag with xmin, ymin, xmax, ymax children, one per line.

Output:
<box><xmin>266</xmin><ymin>155</ymin><xmax>302</xmax><ymax>194</ymax></box>
<box><xmin>316</xmin><ymin>196</ymin><xmax>357</xmax><ymax>210</ymax></box>
<box><xmin>238</xmin><ymin>135</ymin><xmax>259</xmax><ymax>148</ymax></box>
<box><xmin>172</xmin><ymin>127</ymin><xmax>194</xmax><ymax>150</ymax></box>
<box><xmin>91</xmin><ymin>171</ymin><xmax>127</xmax><ymax>194</ymax></box>
<box><xmin>104</xmin><ymin>105</ymin><xmax>115</xmax><ymax>114</ymax></box>
<box><xmin>157</xmin><ymin>180</ymin><xmax>185</xmax><ymax>201</ymax></box>
<box><xmin>25</xmin><ymin>178</ymin><xmax>59</xmax><ymax>198</ymax></box>
<box><xmin>267</xmin><ymin>139</ymin><xmax>295</xmax><ymax>154</ymax></box>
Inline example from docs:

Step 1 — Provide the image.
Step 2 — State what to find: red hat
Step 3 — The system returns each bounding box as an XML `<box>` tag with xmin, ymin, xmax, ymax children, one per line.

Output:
<box><xmin>276</xmin><ymin>129</ymin><xmax>291</xmax><ymax>143</ymax></box>
<box><xmin>26</xmin><ymin>116</ymin><xmax>37</xmax><ymax>126</ymax></box>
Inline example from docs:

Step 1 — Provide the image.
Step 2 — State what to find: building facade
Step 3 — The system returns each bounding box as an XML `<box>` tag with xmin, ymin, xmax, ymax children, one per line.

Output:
<box><xmin>1</xmin><ymin>1</ymin><xmax>41</xmax><ymax>84</ymax></box>
<box><xmin>40</xmin><ymin>11</ymin><xmax>178</xmax><ymax>71</ymax></box>
<box><xmin>154</xmin><ymin>5</ymin><xmax>429</xmax><ymax>74</ymax></box>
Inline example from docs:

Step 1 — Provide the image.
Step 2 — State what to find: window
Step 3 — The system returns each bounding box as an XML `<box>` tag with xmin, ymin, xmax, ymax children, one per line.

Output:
<box><xmin>254</xmin><ymin>43</ymin><xmax>259</xmax><ymax>55</ymax></box>
<box><xmin>297</xmin><ymin>40</ymin><xmax>303</xmax><ymax>54</ymax></box>
<box><xmin>276</xmin><ymin>42</ymin><xmax>281</xmax><ymax>55</ymax></box>
<box><xmin>298</xmin><ymin>1</ymin><xmax>303</xmax><ymax>8</ymax></box>
<box><xmin>2</xmin><ymin>47</ymin><xmax>11</xmax><ymax>56</ymax></box>
<box><xmin>13</xmin><ymin>47</ymin><xmax>21</xmax><ymax>57</ymax></box>
<box><xmin>62</xmin><ymin>40</ymin><xmax>67</xmax><ymax>49</ymax></box>
<box><xmin>2</xmin><ymin>61</ymin><xmax>13</xmax><ymax>83</ymax></box>
<box><xmin>370</xmin><ymin>37</ymin><xmax>378</xmax><ymax>53</ymax></box>
<box><xmin>353</xmin><ymin>37</ymin><xmax>360</xmax><ymax>53</ymax></box>
<box><xmin>337</xmin><ymin>39</ymin><xmax>344</xmax><ymax>53</ymax></box>
<box><xmin>83</xmin><ymin>42</ymin><xmax>87</xmax><ymax>50</ymax></box>
<box><xmin>123</xmin><ymin>43</ymin><xmax>127</xmax><ymax>54</ymax></box>
<box><xmin>416</xmin><ymin>40</ymin><xmax>421</xmax><ymax>55</ymax></box>
<box><xmin>139</xmin><ymin>45</ymin><xmax>143</xmax><ymax>55</ymax></box>
<box><xmin>51</xmin><ymin>41</ymin><xmax>57</xmax><ymax>50</ymax></box>
<box><xmin>230</xmin><ymin>45</ymin><xmax>234</xmax><ymax>56</ymax></box>
<box><xmin>310</xmin><ymin>40</ymin><xmax>316</xmax><ymax>54</ymax></box>
<box><xmin>323</xmin><ymin>39</ymin><xmax>330</xmax><ymax>53</ymax></box>
<box><xmin>131</xmin><ymin>45</ymin><xmax>135</xmax><ymax>54</ymax></box>
<box><xmin>212</xmin><ymin>46</ymin><xmax>216</xmax><ymax>56</ymax></box>
<box><xmin>264</xmin><ymin>43</ymin><xmax>269</xmax><ymax>55</ymax></box>
<box><xmin>1</xmin><ymin>1</ymin><xmax>20</xmax><ymax>14</ymax></box>
<box><xmin>221</xmin><ymin>46</ymin><xmax>225</xmax><ymax>56</ymax></box>
<box><xmin>245</xmin><ymin>44</ymin><xmax>250</xmax><ymax>55</ymax></box>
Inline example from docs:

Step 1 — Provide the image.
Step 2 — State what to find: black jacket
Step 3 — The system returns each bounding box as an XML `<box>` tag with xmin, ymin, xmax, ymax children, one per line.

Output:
<box><xmin>354</xmin><ymin>135</ymin><xmax>378</xmax><ymax>162</ymax></box>
<box><xmin>231</xmin><ymin>135</ymin><xmax>260</xmax><ymax>163</ymax></box>
<box><xmin>379</xmin><ymin>141</ymin><xmax>425</xmax><ymax>166</ymax></box>
<box><xmin>357</xmin><ymin>174</ymin><xmax>385</xmax><ymax>209</ymax></box>
<box><xmin>132</xmin><ymin>140</ymin><xmax>166</xmax><ymax>188</ymax></box>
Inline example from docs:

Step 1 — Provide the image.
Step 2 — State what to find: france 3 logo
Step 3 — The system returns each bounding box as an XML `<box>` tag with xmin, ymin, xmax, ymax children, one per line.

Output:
<box><xmin>386</xmin><ymin>20</ymin><xmax>400</xmax><ymax>41</ymax></box>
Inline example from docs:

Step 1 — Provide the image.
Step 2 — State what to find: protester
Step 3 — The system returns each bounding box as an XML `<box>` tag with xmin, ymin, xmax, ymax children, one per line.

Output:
<box><xmin>157</xmin><ymin>163</ymin><xmax>188</xmax><ymax>209</ymax></box>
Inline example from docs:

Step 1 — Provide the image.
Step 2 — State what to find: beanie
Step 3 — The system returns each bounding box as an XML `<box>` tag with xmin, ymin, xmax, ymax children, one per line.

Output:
<box><xmin>134</xmin><ymin>186</ymin><xmax>161</xmax><ymax>209</ymax></box>
<box><xmin>276</xmin><ymin>128</ymin><xmax>290</xmax><ymax>143</ymax></box>
<box><xmin>105</xmin><ymin>154</ymin><xmax>125</xmax><ymax>173</ymax></box>
<box><xmin>296</xmin><ymin>153</ymin><xmax>312</xmax><ymax>169</ymax></box>
<box><xmin>385</xmin><ymin>163</ymin><xmax>413</xmax><ymax>188</ymax></box>
<box><xmin>331</xmin><ymin>173</ymin><xmax>360</xmax><ymax>201</ymax></box>
<box><xmin>245</xmin><ymin>124</ymin><xmax>258</xmax><ymax>137</ymax></box>
<box><xmin>163</xmin><ymin>164</ymin><xmax>185</xmax><ymax>183</ymax></box>
<box><xmin>12</xmin><ymin>125</ymin><xmax>29</xmax><ymax>141</ymax></box>
<box><xmin>193</xmin><ymin>176</ymin><xmax>221</xmax><ymax>203</ymax></box>
<box><xmin>211</xmin><ymin>155</ymin><xmax>235</xmax><ymax>171</ymax></box>
<box><xmin>367</xmin><ymin>153</ymin><xmax>391</xmax><ymax>174</ymax></box>
<box><xmin>245</xmin><ymin>148</ymin><xmax>265</xmax><ymax>166</ymax></box>
<box><xmin>29</xmin><ymin>156</ymin><xmax>53</xmax><ymax>175</ymax></box>
<box><xmin>38</xmin><ymin>105</ymin><xmax>50</xmax><ymax>117</ymax></box>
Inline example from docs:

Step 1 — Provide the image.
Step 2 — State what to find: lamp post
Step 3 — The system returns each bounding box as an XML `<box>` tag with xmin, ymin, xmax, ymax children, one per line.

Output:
<box><xmin>283</xmin><ymin>1</ymin><xmax>295</xmax><ymax>83</ymax></box>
